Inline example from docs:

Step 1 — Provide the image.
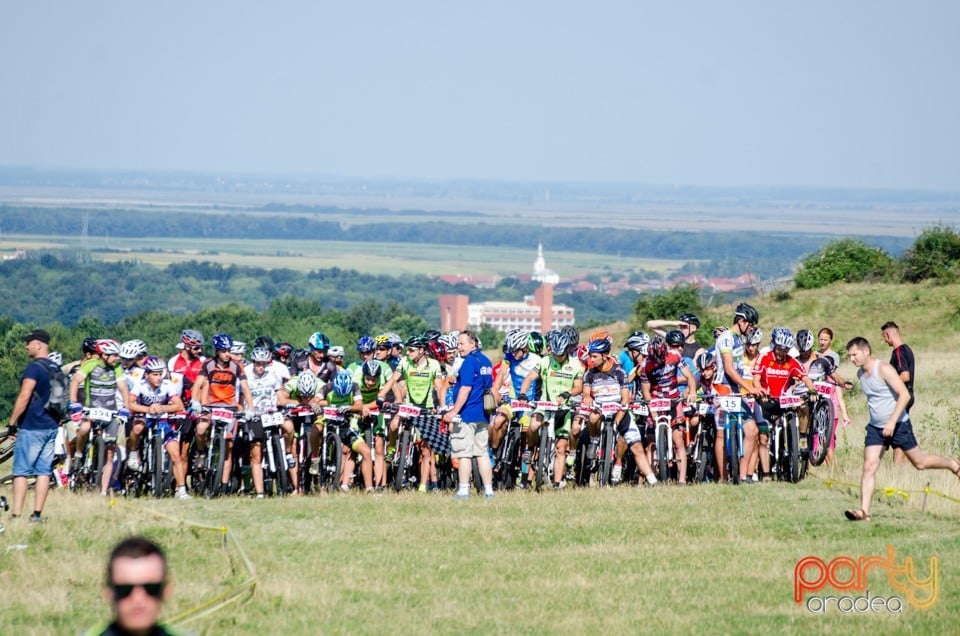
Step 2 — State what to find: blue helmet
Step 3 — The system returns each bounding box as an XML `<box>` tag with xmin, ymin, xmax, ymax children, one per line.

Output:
<box><xmin>308</xmin><ymin>331</ymin><xmax>331</xmax><ymax>351</ymax></box>
<box><xmin>587</xmin><ymin>338</ymin><xmax>611</xmax><ymax>355</ymax></box>
<box><xmin>332</xmin><ymin>370</ymin><xmax>354</xmax><ymax>398</ymax></box>
<box><xmin>356</xmin><ymin>336</ymin><xmax>376</xmax><ymax>353</ymax></box>
<box><xmin>212</xmin><ymin>333</ymin><xmax>233</xmax><ymax>352</ymax></box>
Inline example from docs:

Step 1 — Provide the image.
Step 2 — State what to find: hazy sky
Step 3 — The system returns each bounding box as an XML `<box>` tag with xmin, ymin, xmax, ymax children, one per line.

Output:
<box><xmin>2</xmin><ymin>2</ymin><xmax>958</xmax><ymax>190</ymax></box>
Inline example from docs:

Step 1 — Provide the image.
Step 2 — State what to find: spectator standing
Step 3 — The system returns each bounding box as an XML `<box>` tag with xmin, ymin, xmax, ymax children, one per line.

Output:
<box><xmin>881</xmin><ymin>321</ymin><xmax>915</xmax><ymax>464</ymax></box>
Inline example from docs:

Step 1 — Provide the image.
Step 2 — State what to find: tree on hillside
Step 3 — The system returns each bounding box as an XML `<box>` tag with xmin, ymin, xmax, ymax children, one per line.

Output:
<box><xmin>899</xmin><ymin>225</ymin><xmax>960</xmax><ymax>283</ymax></box>
<box><xmin>793</xmin><ymin>239</ymin><xmax>894</xmax><ymax>289</ymax></box>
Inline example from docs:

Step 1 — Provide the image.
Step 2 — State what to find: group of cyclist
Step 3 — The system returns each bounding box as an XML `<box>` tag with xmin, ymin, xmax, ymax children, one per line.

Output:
<box><xmin>39</xmin><ymin>299</ymin><xmax>851</xmax><ymax>498</ymax></box>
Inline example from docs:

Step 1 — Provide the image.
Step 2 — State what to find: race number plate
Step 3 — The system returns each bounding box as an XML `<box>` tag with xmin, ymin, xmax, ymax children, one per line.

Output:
<box><xmin>86</xmin><ymin>408</ymin><xmax>113</xmax><ymax>422</ymax></box>
<box><xmin>533</xmin><ymin>400</ymin><xmax>557</xmax><ymax>412</ymax></box>
<box><xmin>648</xmin><ymin>398</ymin><xmax>672</xmax><ymax>412</ymax></box>
<box><xmin>576</xmin><ymin>406</ymin><xmax>593</xmax><ymax>417</ymax></box>
<box><xmin>778</xmin><ymin>395</ymin><xmax>804</xmax><ymax>409</ymax></box>
<box><xmin>814</xmin><ymin>382</ymin><xmax>835</xmax><ymax>398</ymax></box>
<box><xmin>210</xmin><ymin>408</ymin><xmax>235</xmax><ymax>422</ymax></box>
<box><xmin>509</xmin><ymin>400</ymin><xmax>530</xmax><ymax>413</ymax></box>
<box><xmin>600</xmin><ymin>403</ymin><xmax>622</xmax><ymax>416</ymax></box>
<box><xmin>718</xmin><ymin>396</ymin><xmax>742</xmax><ymax>412</ymax></box>
<box><xmin>367</xmin><ymin>406</ymin><xmax>380</xmax><ymax>416</ymax></box>
<box><xmin>698</xmin><ymin>402</ymin><xmax>710</xmax><ymax>415</ymax></box>
<box><xmin>323</xmin><ymin>407</ymin><xmax>344</xmax><ymax>420</ymax></box>
<box><xmin>629</xmin><ymin>402</ymin><xmax>649</xmax><ymax>416</ymax></box>
<box><xmin>397</xmin><ymin>404</ymin><xmax>421</xmax><ymax>418</ymax></box>
<box><xmin>261</xmin><ymin>412</ymin><xmax>284</xmax><ymax>428</ymax></box>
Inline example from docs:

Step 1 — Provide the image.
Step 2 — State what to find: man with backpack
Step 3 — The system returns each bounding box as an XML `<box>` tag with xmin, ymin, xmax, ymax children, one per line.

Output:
<box><xmin>6</xmin><ymin>329</ymin><xmax>62</xmax><ymax>523</ymax></box>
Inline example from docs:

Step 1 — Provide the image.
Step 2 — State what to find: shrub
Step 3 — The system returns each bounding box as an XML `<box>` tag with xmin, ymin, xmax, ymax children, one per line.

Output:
<box><xmin>794</xmin><ymin>239</ymin><xmax>894</xmax><ymax>289</ymax></box>
<box><xmin>900</xmin><ymin>225</ymin><xmax>960</xmax><ymax>283</ymax></box>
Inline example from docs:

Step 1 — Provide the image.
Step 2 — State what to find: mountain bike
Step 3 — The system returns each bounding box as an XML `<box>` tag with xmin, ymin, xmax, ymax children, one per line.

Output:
<box><xmin>648</xmin><ymin>398</ymin><xmax>676</xmax><ymax>484</ymax></box>
<box><xmin>318</xmin><ymin>407</ymin><xmax>350</xmax><ymax>492</ymax></box>
<box><xmin>70</xmin><ymin>407</ymin><xmax>118</xmax><ymax>493</ymax></box>
<box><xmin>531</xmin><ymin>400</ymin><xmax>561</xmax><ymax>491</ymax></box>
<box><xmin>286</xmin><ymin>406</ymin><xmax>317</xmax><ymax>494</ymax></box>
<box><xmin>200</xmin><ymin>406</ymin><xmax>238</xmax><ymax>498</ymax></box>
<box><xmin>808</xmin><ymin>382</ymin><xmax>837</xmax><ymax>467</ymax></box>
<box><xmin>689</xmin><ymin>398</ymin><xmax>715</xmax><ymax>483</ymax></box>
<box><xmin>718</xmin><ymin>395</ymin><xmax>746</xmax><ymax>485</ymax></box>
<box><xmin>769</xmin><ymin>394</ymin><xmax>805</xmax><ymax>483</ymax></box>
<box><xmin>258</xmin><ymin>410</ymin><xmax>292</xmax><ymax>496</ymax></box>
<box><xmin>494</xmin><ymin>405</ymin><xmax>525</xmax><ymax>491</ymax></box>
<box><xmin>128</xmin><ymin>412</ymin><xmax>185</xmax><ymax>498</ymax></box>
<box><xmin>595</xmin><ymin>403</ymin><xmax>622</xmax><ymax>488</ymax></box>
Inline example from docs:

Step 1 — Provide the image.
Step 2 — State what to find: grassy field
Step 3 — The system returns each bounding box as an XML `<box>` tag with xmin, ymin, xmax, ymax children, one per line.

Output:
<box><xmin>2</xmin><ymin>282</ymin><xmax>960</xmax><ymax>634</ymax></box>
<box><xmin>0</xmin><ymin>235</ymin><xmax>685</xmax><ymax>278</ymax></box>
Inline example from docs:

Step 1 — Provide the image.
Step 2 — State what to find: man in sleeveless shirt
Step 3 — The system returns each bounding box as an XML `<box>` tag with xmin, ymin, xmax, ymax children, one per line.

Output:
<box><xmin>843</xmin><ymin>337</ymin><xmax>959</xmax><ymax>521</ymax></box>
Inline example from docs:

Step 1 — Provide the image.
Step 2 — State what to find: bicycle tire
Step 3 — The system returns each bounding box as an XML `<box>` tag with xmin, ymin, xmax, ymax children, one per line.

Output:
<box><xmin>535</xmin><ymin>427</ymin><xmax>551</xmax><ymax>492</ymax></box>
<box><xmin>152</xmin><ymin>434</ymin><xmax>165</xmax><ymax>497</ymax></box>
<box><xmin>325</xmin><ymin>429</ymin><xmax>343</xmax><ymax>491</ymax></box>
<box><xmin>728</xmin><ymin>417</ymin><xmax>740</xmax><ymax>485</ymax></box>
<box><xmin>656</xmin><ymin>424</ymin><xmax>670</xmax><ymax>483</ymax></box>
<box><xmin>392</xmin><ymin>429</ymin><xmax>410</xmax><ymax>492</ymax></box>
<box><xmin>693</xmin><ymin>436</ymin><xmax>710</xmax><ymax>483</ymax></box>
<box><xmin>471</xmin><ymin>456</ymin><xmax>483</xmax><ymax>493</ymax></box>
<box><xmin>808</xmin><ymin>399</ymin><xmax>834</xmax><ymax>467</ymax></box>
<box><xmin>786</xmin><ymin>416</ymin><xmax>801</xmax><ymax>483</ymax></box>
<box><xmin>204</xmin><ymin>431</ymin><xmax>224</xmax><ymax>497</ymax></box>
<box><xmin>273</xmin><ymin>435</ymin><xmax>291</xmax><ymax>495</ymax></box>
<box><xmin>0</xmin><ymin>432</ymin><xmax>14</xmax><ymax>465</ymax></box>
<box><xmin>599</xmin><ymin>425</ymin><xmax>615</xmax><ymax>487</ymax></box>
<box><xmin>573</xmin><ymin>431</ymin><xmax>592</xmax><ymax>487</ymax></box>
<box><xmin>94</xmin><ymin>435</ymin><xmax>106</xmax><ymax>493</ymax></box>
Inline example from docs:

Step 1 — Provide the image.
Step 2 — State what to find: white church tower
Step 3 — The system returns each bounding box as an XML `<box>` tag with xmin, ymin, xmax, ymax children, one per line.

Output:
<box><xmin>532</xmin><ymin>242</ymin><xmax>559</xmax><ymax>285</ymax></box>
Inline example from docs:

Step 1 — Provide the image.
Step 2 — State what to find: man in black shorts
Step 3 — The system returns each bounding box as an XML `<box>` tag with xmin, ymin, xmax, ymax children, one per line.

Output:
<box><xmin>881</xmin><ymin>321</ymin><xmax>915</xmax><ymax>464</ymax></box>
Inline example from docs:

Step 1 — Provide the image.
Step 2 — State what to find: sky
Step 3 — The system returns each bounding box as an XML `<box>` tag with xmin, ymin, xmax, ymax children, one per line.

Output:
<box><xmin>1</xmin><ymin>1</ymin><xmax>958</xmax><ymax>190</ymax></box>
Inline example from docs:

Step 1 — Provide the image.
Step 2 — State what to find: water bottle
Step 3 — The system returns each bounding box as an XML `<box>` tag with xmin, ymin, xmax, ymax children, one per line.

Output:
<box><xmin>241</xmin><ymin>465</ymin><xmax>252</xmax><ymax>493</ymax></box>
<box><xmin>0</xmin><ymin>495</ymin><xmax>7</xmax><ymax>512</ymax></box>
<box><xmin>285</xmin><ymin>453</ymin><xmax>295</xmax><ymax>470</ymax></box>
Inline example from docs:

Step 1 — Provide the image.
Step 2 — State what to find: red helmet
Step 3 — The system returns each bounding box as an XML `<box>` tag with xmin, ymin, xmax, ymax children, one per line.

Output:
<box><xmin>427</xmin><ymin>340</ymin><xmax>447</xmax><ymax>361</ymax></box>
<box><xmin>96</xmin><ymin>339</ymin><xmax>121</xmax><ymax>355</ymax></box>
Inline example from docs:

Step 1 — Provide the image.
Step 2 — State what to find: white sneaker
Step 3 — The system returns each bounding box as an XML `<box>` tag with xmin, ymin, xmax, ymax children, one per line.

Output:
<box><xmin>646</xmin><ymin>473</ymin><xmax>658</xmax><ymax>485</ymax></box>
<box><xmin>611</xmin><ymin>464</ymin><xmax>623</xmax><ymax>483</ymax></box>
<box><xmin>126</xmin><ymin>454</ymin><xmax>141</xmax><ymax>472</ymax></box>
<box><xmin>309</xmin><ymin>457</ymin><xmax>320</xmax><ymax>476</ymax></box>
<box><xmin>176</xmin><ymin>489</ymin><xmax>192</xmax><ymax>500</ymax></box>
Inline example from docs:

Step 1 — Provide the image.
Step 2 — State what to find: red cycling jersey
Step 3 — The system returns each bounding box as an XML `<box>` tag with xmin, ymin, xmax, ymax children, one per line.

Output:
<box><xmin>752</xmin><ymin>351</ymin><xmax>807</xmax><ymax>398</ymax></box>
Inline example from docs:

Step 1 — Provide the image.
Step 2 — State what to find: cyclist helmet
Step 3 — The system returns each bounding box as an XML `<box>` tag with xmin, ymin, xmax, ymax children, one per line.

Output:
<box><xmin>747</xmin><ymin>327</ymin><xmax>763</xmax><ymax>346</ymax></box>
<box><xmin>561</xmin><ymin>325</ymin><xmax>580</xmax><ymax>346</ymax></box>
<box><xmin>713</xmin><ymin>325</ymin><xmax>729</xmax><ymax>338</ymax></box>
<box><xmin>586</xmin><ymin>338</ymin><xmax>611</xmax><ymax>355</ymax></box>
<box><xmin>96</xmin><ymin>339</ymin><xmax>121</xmax><ymax>355</ymax></box>
<box><xmin>678</xmin><ymin>313</ymin><xmax>701</xmax><ymax>327</ymax></box>
<box><xmin>328</xmin><ymin>346</ymin><xmax>345</xmax><ymax>358</ymax></box>
<box><xmin>143</xmin><ymin>356</ymin><xmax>166</xmax><ymax>373</ymax></box>
<box><xmin>356</xmin><ymin>336</ymin><xmax>376</xmax><ymax>353</ymax></box>
<box><xmin>588</xmin><ymin>330</ymin><xmax>610</xmax><ymax>343</ymax></box>
<box><xmin>624</xmin><ymin>331</ymin><xmax>650</xmax><ymax>353</ymax></box>
<box><xmin>180</xmin><ymin>329</ymin><xmax>204</xmax><ymax>348</ymax></box>
<box><xmin>796</xmin><ymin>329</ymin><xmax>815</xmax><ymax>352</ymax></box>
<box><xmin>212</xmin><ymin>333</ymin><xmax>233</xmax><ymax>352</ymax></box>
<box><xmin>734</xmin><ymin>302</ymin><xmax>759</xmax><ymax>326</ymax></box>
<box><xmin>82</xmin><ymin>337</ymin><xmax>99</xmax><ymax>354</ymax></box>
<box><xmin>274</xmin><ymin>342</ymin><xmax>293</xmax><ymax>360</ymax></box>
<box><xmin>361</xmin><ymin>359</ymin><xmax>382</xmax><ymax>378</ymax></box>
<box><xmin>576</xmin><ymin>343</ymin><xmax>590</xmax><ymax>366</ymax></box>
<box><xmin>696</xmin><ymin>350</ymin><xmax>717</xmax><ymax>372</ymax></box>
<box><xmin>49</xmin><ymin>351</ymin><xmax>63</xmax><ymax>366</ymax></box>
<box><xmin>665</xmin><ymin>330</ymin><xmax>685</xmax><ymax>347</ymax></box>
<box><xmin>401</xmin><ymin>335</ymin><xmax>422</xmax><ymax>349</ymax></box>
<box><xmin>547</xmin><ymin>331</ymin><xmax>570</xmax><ymax>357</ymax></box>
<box><xmin>230</xmin><ymin>341</ymin><xmax>246</xmax><ymax>356</ymax></box>
<box><xmin>385</xmin><ymin>332</ymin><xmax>403</xmax><ymax>347</ymax></box>
<box><xmin>119</xmin><ymin>339</ymin><xmax>148</xmax><ymax>360</ymax></box>
<box><xmin>772</xmin><ymin>328</ymin><xmax>795</xmax><ymax>349</ymax></box>
<box><xmin>647</xmin><ymin>336</ymin><xmax>668</xmax><ymax>363</ymax></box>
<box><xmin>440</xmin><ymin>333</ymin><xmax>459</xmax><ymax>351</ymax></box>
<box><xmin>331</xmin><ymin>370</ymin><xmax>354</xmax><ymax>398</ymax></box>
<box><xmin>250</xmin><ymin>347</ymin><xmax>272</xmax><ymax>363</ymax></box>
<box><xmin>374</xmin><ymin>334</ymin><xmax>391</xmax><ymax>349</ymax></box>
<box><xmin>308</xmin><ymin>332</ymin><xmax>331</xmax><ymax>351</ymax></box>
<box><xmin>505</xmin><ymin>329</ymin><xmax>528</xmax><ymax>353</ymax></box>
<box><xmin>253</xmin><ymin>335</ymin><xmax>275</xmax><ymax>351</ymax></box>
<box><xmin>422</xmin><ymin>329</ymin><xmax>442</xmax><ymax>342</ymax></box>
<box><xmin>527</xmin><ymin>331</ymin><xmax>545</xmax><ymax>356</ymax></box>
<box><xmin>296</xmin><ymin>372</ymin><xmax>318</xmax><ymax>397</ymax></box>
<box><xmin>428</xmin><ymin>339</ymin><xmax>447</xmax><ymax>361</ymax></box>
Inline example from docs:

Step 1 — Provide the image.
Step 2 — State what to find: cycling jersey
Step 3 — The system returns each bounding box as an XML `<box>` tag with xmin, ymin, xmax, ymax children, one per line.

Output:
<box><xmin>500</xmin><ymin>351</ymin><xmax>541</xmax><ymax>401</ymax></box>
<box><xmin>78</xmin><ymin>358</ymin><xmax>124</xmax><ymax>410</ymax></box>
<box><xmin>199</xmin><ymin>359</ymin><xmax>246</xmax><ymax>406</ymax></box>
<box><xmin>714</xmin><ymin>330</ymin><xmax>746</xmax><ymax>391</ymax></box>
<box><xmin>395</xmin><ymin>357</ymin><xmax>441</xmax><ymax>408</ymax></box>
<box><xmin>583</xmin><ymin>365</ymin><xmax>628</xmax><ymax>406</ymax></box>
<box><xmin>123</xmin><ymin>366</ymin><xmax>145</xmax><ymax>391</ymax></box>
<box><xmin>130</xmin><ymin>377</ymin><xmax>183</xmax><ymax>408</ymax></box>
<box><xmin>537</xmin><ymin>355</ymin><xmax>583</xmax><ymax>400</ymax></box>
<box><xmin>168</xmin><ymin>353</ymin><xmax>204</xmax><ymax>401</ymax></box>
<box><xmin>752</xmin><ymin>351</ymin><xmax>807</xmax><ymax>398</ymax></box>
<box><xmin>244</xmin><ymin>364</ymin><xmax>285</xmax><ymax>412</ymax></box>
<box><xmin>639</xmin><ymin>352</ymin><xmax>686</xmax><ymax>399</ymax></box>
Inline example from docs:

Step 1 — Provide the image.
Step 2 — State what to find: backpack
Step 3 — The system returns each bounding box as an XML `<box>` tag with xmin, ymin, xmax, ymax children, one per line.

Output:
<box><xmin>35</xmin><ymin>359</ymin><xmax>70</xmax><ymax>421</ymax></box>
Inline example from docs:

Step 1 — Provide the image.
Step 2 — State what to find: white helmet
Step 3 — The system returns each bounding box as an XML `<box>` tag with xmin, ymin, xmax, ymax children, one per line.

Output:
<box><xmin>119</xmin><ymin>339</ymin><xmax>148</xmax><ymax>360</ymax></box>
<box><xmin>505</xmin><ymin>329</ymin><xmax>528</xmax><ymax>353</ymax></box>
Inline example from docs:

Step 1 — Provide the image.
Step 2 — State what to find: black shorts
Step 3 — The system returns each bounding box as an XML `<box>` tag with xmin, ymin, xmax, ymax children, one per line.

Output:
<box><xmin>864</xmin><ymin>420</ymin><xmax>918</xmax><ymax>452</ymax></box>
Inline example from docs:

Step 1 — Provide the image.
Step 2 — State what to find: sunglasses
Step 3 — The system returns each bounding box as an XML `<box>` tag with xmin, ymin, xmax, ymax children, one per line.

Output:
<box><xmin>111</xmin><ymin>581</ymin><xmax>165</xmax><ymax>600</ymax></box>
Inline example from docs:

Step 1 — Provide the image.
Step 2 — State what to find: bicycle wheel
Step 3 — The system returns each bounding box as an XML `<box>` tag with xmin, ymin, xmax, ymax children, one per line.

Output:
<box><xmin>535</xmin><ymin>428</ymin><xmax>551</xmax><ymax>492</ymax></box>
<box><xmin>94</xmin><ymin>435</ymin><xmax>106</xmax><ymax>493</ymax></box>
<box><xmin>728</xmin><ymin>418</ymin><xmax>741</xmax><ymax>485</ymax></box>
<box><xmin>325</xmin><ymin>430</ymin><xmax>343</xmax><ymax>491</ymax></box>
<box><xmin>272</xmin><ymin>435</ymin><xmax>291</xmax><ymax>496</ymax></box>
<box><xmin>204</xmin><ymin>432</ymin><xmax>224</xmax><ymax>498</ymax></box>
<box><xmin>808</xmin><ymin>399</ymin><xmax>834</xmax><ymax>467</ymax></box>
<box><xmin>0</xmin><ymin>431</ymin><xmax>14</xmax><ymax>465</ymax></box>
<box><xmin>655</xmin><ymin>424</ymin><xmax>670</xmax><ymax>483</ymax></box>
<box><xmin>573</xmin><ymin>431</ymin><xmax>592</xmax><ymax>487</ymax></box>
<box><xmin>152</xmin><ymin>435</ymin><xmax>165</xmax><ymax>497</ymax></box>
<box><xmin>786</xmin><ymin>416</ymin><xmax>802</xmax><ymax>483</ymax></box>
<box><xmin>471</xmin><ymin>456</ymin><xmax>484</xmax><ymax>493</ymax></box>
<box><xmin>693</xmin><ymin>435</ymin><xmax>710</xmax><ymax>483</ymax></box>
<box><xmin>599</xmin><ymin>426</ymin><xmax>615</xmax><ymax>487</ymax></box>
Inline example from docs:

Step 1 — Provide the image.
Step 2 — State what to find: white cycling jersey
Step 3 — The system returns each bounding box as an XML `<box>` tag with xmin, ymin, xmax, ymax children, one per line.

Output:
<box><xmin>244</xmin><ymin>363</ymin><xmax>285</xmax><ymax>412</ymax></box>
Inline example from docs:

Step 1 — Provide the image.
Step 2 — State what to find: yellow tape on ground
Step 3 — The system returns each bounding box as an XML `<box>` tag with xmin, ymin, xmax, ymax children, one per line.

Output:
<box><xmin>112</xmin><ymin>499</ymin><xmax>257</xmax><ymax>627</ymax></box>
<box><xmin>822</xmin><ymin>478</ymin><xmax>960</xmax><ymax>505</ymax></box>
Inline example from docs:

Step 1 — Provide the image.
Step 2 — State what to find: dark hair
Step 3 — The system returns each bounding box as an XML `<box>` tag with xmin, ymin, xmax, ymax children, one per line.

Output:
<box><xmin>880</xmin><ymin>321</ymin><xmax>899</xmax><ymax>332</ymax></box>
<box><xmin>460</xmin><ymin>330</ymin><xmax>480</xmax><ymax>347</ymax></box>
<box><xmin>845</xmin><ymin>337</ymin><xmax>871</xmax><ymax>354</ymax></box>
<box><xmin>107</xmin><ymin>536</ymin><xmax>167</xmax><ymax>585</ymax></box>
<box><xmin>818</xmin><ymin>327</ymin><xmax>833</xmax><ymax>340</ymax></box>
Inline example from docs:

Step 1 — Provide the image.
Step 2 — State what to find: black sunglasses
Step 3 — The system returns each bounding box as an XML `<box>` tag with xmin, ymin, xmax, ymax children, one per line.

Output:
<box><xmin>111</xmin><ymin>581</ymin><xmax>165</xmax><ymax>600</ymax></box>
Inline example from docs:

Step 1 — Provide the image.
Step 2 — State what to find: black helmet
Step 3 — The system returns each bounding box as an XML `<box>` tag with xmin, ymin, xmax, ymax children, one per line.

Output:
<box><xmin>254</xmin><ymin>335</ymin><xmax>275</xmax><ymax>351</ymax></box>
<box><xmin>665</xmin><ymin>330</ymin><xmax>685</xmax><ymax>347</ymax></box>
<box><xmin>678</xmin><ymin>313</ymin><xmax>701</xmax><ymax>327</ymax></box>
<box><xmin>734</xmin><ymin>302</ymin><xmax>759</xmax><ymax>326</ymax></box>
<box><xmin>82</xmin><ymin>337</ymin><xmax>98</xmax><ymax>354</ymax></box>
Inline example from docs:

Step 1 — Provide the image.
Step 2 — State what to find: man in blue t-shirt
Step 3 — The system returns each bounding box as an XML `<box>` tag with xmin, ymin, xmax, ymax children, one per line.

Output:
<box><xmin>442</xmin><ymin>330</ymin><xmax>495</xmax><ymax>499</ymax></box>
<box><xmin>7</xmin><ymin>329</ymin><xmax>60</xmax><ymax>523</ymax></box>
